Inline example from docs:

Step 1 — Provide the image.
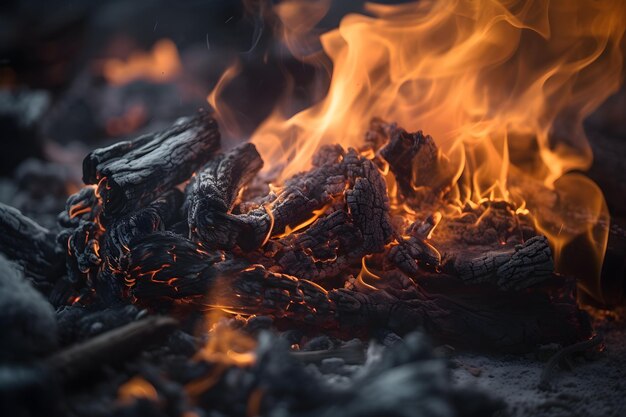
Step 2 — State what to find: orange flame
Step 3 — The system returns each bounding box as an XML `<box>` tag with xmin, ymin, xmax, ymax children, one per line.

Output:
<box><xmin>117</xmin><ymin>376</ymin><xmax>158</xmax><ymax>404</ymax></box>
<box><xmin>215</xmin><ymin>0</ymin><xmax>621</xmax><ymax>303</ymax></box>
<box><xmin>356</xmin><ymin>256</ymin><xmax>382</xmax><ymax>291</ymax></box>
<box><xmin>102</xmin><ymin>39</ymin><xmax>182</xmax><ymax>85</ymax></box>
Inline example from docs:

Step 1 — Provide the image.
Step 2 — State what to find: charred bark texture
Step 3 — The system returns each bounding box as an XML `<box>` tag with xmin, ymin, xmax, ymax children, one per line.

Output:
<box><xmin>83</xmin><ymin>111</ymin><xmax>220</xmax><ymax>220</ymax></box>
<box><xmin>187</xmin><ymin>143</ymin><xmax>263</xmax><ymax>248</ymax></box>
<box><xmin>261</xmin><ymin>210</ymin><xmax>364</xmax><ymax>281</ymax></box>
<box><xmin>206</xmin><ymin>148</ymin><xmax>393</xmax><ymax>254</ymax></box>
<box><xmin>120</xmin><ymin>232</ymin><xmax>222</xmax><ymax>302</ymax></box>
<box><xmin>377</xmin><ymin>120</ymin><xmax>451</xmax><ymax>196</ymax></box>
<box><xmin>452</xmin><ymin>235</ymin><xmax>554</xmax><ymax>290</ymax></box>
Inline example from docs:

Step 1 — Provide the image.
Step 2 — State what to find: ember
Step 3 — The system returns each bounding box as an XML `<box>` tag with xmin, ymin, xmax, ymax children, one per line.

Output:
<box><xmin>1</xmin><ymin>1</ymin><xmax>625</xmax><ymax>417</ymax></box>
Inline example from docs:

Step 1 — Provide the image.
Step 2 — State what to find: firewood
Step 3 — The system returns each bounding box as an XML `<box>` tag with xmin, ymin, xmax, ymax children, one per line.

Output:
<box><xmin>387</xmin><ymin>235</ymin><xmax>441</xmax><ymax>277</ymax></box>
<box><xmin>207</xmin><ymin>148</ymin><xmax>393</xmax><ymax>254</ymax></box>
<box><xmin>83</xmin><ymin>111</ymin><xmax>221</xmax><ymax>220</ymax></box>
<box><xmin>0</xmin><ymin>203</ymin><xmax>63</xmax><ymax>291</ymax></box>
<box><xmin>377</xmin><ymin>120</ymin><xmax>452</xmax><ymax>196</ymax></box>
<box><xmin>120</xmin><ymin>232</ymin><xmax>222</xmax><ymax>301</ymax></box>
<box><xmin>43</xmin><ymin>316</ymin><xmax>178</xmax><ymax>382</ymax></box>
<box><xmin>221</xmin><ymin>266</ymin><xmax>590</xmax><ymax>353</ymax></box>
<box><xmin>344</xmin><ymin>169</ymin><xmax>393</xmax><ymax>253</ymax></box>
<box><xmin>103</xmin><ymin>189</ymin><xmax>184</xmax><ymax>273</ymax></box>
<box><xmin>261</xmin><ymin>210</ymin><xmax>364</xmax><ymax>281</ymax></box>
<box><xmin>187</xmin><ymin>143</ymin><xmax>263</xmax><ymax>248</ymax></box>
<box><xmin>452</xmin><ymin>235</ymin><xmax>554</xmax><ymax>290</ymax></box>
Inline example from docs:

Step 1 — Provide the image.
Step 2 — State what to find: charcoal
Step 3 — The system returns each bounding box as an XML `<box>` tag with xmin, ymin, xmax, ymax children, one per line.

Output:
<box><xmin>387</xmin><ymin>235</ymin><xmax>441</xmax><ymax>277</ymax></box>
<box><xmin>0</xmin><ymin>255</ymin><xmax>58</xmax><ymax>362</ymax></box>
<box><xmin>377</xmin><ymin>120</ymin><xmax>452</xmax><ymax>196</ymax></box>
<box><xmin>344</xmin><ymin>168</ymin><xmax>393</xmax><ymax>253</ymax></box>
<box><xmin>102</xmin><ymin>189</ymin><xmax>184</xmax><ymax>274</ymax></box>
<box><xmin>262</xmin><ymin>210</ymin><xmax>364</xmax><ymax>281</ymax></box>
<box><xmin>224</xmin><ymin>264</ymin><xmax>590</xmax><ymax>352</ymax></box>
<box><xmin>187</xmin><ymin>143</ymin><xmax>263</xmax><ymax>248</ymax></box>
<box><xmin>58</xmin><ymin>186</ymin><xmax>101</xmax><ymax>229</ymax></box>
<box><xmin>0</xmin><ymin>202</ymin><xmax>64</xmax><ymax>291</ymax></box>
<box><xmin>452</xmin><ymin>235</ymin><xmax>554</xmax><ymax>290</ymax></box>
<box><xmin>120</xmin><ymin>232</ymin><xmax>222</xmax><ymax>302</ymax></box>
<box><xmin>83</xmin><ymin>111</ymin><xmax>220</xmax><ymax>220</ymax></box>
<box><xmin>207</xmin><ymin>148</ymin><xmax>392</xmax><ymax>253</ymax></box>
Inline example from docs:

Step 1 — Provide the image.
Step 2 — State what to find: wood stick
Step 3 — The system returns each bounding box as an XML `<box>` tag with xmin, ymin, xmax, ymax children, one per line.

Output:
<box><xmin>43</xmin><ymin>316</ymin><xmax>178</xmax><ymax>382</ymax></box>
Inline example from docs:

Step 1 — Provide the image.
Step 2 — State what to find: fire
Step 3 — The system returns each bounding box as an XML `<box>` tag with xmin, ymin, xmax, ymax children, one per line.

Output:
<box><xmin>117</xmin><ymin>376</ymin><xmax>158</xmax><ymax>404</ymax></box>
<box><xmin>273</xmin><ymin>202</ymin><xmax>333</xmax><ymax>238</ymax></box>
<box><xmin>210</xmin><ymin>0</ymin><xmax>625</xmax><ymax>304</ymax></box>
<box><xmin>356</xmin><ymin>256</ymin><xmax>382</xmax><ymax>291</ymax></box>
<box><xmin>102</xmin><ymin>39</ymin><xmax>182</xmax><ymax>86</ymax></box>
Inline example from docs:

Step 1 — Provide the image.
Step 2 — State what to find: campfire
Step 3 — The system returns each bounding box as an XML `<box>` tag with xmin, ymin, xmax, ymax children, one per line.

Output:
<box><xmin>1</xmin><ymin>1</ymin><xmax>625</xmax><ymax>416</ymax></box>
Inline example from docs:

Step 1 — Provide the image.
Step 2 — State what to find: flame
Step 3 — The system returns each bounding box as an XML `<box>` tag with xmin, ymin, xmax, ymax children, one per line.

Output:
<box><xmin>273</xmin><ymin>202</ymin><xmax>332</xmax><ymax>238</ymax></box>
<box><xmin>207</xmin><ymin>61</ymin><xmax>243</xmax><ymax>139</ymax></box>
<box><xmin>356</xmin><ymin>256</ymin><xmax>381</xmax><ymax>291</ymax></box>
<box><xmin>102</xmin><ymin>39</ymin><xmax>182</xmax><ymax>85</ymax></box>
<box><xmin>206</xmin><ymin>0</ymin><xmax>626</xmax><ymax>303</ymax></box>
<box><xmin>117</xmin><ymin>376</ymin><xmax>158</xmax><ymax>404</ymax></box>
<box><xmin>186</xmin><ymin>325</ymin><xmax>257</xmax><ymax>396</ymax></box>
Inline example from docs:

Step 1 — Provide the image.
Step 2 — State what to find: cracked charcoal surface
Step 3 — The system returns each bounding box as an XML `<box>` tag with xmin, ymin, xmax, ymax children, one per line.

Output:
<box><xmin>85</xmin><ymin>111</ymin><xmax>220</xmax><ymax>220</ymax></box>
<box><xmin>187</xmin><ymin>143</ymin><xmax>263</xmax><ymax>249</ymax></box>
<box><xmin>453</xmin><ymin>235</ymin><xmax>553</xmax><ymax>290</ymax></box>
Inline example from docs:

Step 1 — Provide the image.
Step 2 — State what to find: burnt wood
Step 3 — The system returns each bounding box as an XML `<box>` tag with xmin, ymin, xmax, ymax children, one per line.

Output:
<box><xmin>120</xmin><ymin>232</ymin><xmax>222</xmax><ymax>301</ymax></box>
<box><xmin>377</xmin><ymin>120</ymin><xmax>451</xmax><ymax>196</ymax></box>
<box><xmin>452</xmin><ymin>235</ymin><xmax>554</xmax><ymax>290</ymax></box>
<box><xmin>187</xmin><ymin>143</ymin><xmax>263</xmax><ymax>248</ymax></box>
<box><xmin>83</xmin><ymin>111</ymin><xmax>221</xmax><ymax>220</ymax></box>
<box><xmin>207</xmin><ymin>148</ymin><xmax>394</xmax><ymax>253</ymax></box>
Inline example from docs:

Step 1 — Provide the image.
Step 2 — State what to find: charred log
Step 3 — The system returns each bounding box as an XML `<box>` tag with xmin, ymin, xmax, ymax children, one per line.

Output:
<box><xmin>377</xmin><ymin>120</ymin><xmax>452</xmax><ymax>196</ymax></box>
<box><xmin>452</xmin><ymin>235</ymin><xmax>554</xmax><ymax>290</ymax></box>
<box><xmin>261</xmin><ymin>210</ymin><xmax>364</xmax><ymax>281</ymax></box>
<box><xmin>83</xmin><ymin>111</ymin><xmax>220</xmax><ymax>220</ymax></box>
<box><xmin>120</xmin><ymin>232</ymin><xmax>222</xmax><ymax>302</ymax></box>
<box><xmin>187</xmin><ymin>143</ymin><xmax>263</xmax><ymax>248</ymax></box>
<box><xmin>387</xmin><ymin>236</ymin><xmax>441</xmax><ymax>277</ymax></box>
<box><xmin>210</xmin><ymin>148</ymin><xmax>393</xmax><ymax>253</ymax></box>
<box><xmin>103</xmin><ymin>189</ymin><xmax>184</xmax><ymax>273</ymax></box>
<box><xmin>0</xmin><ymin>203</ymin><xmax>63</xmax><ymax>290</ymax></box>
<box><xmin>218</xmin><ymin>266</ymin><xmax>590</xmax><ymax>353</ymax></box>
